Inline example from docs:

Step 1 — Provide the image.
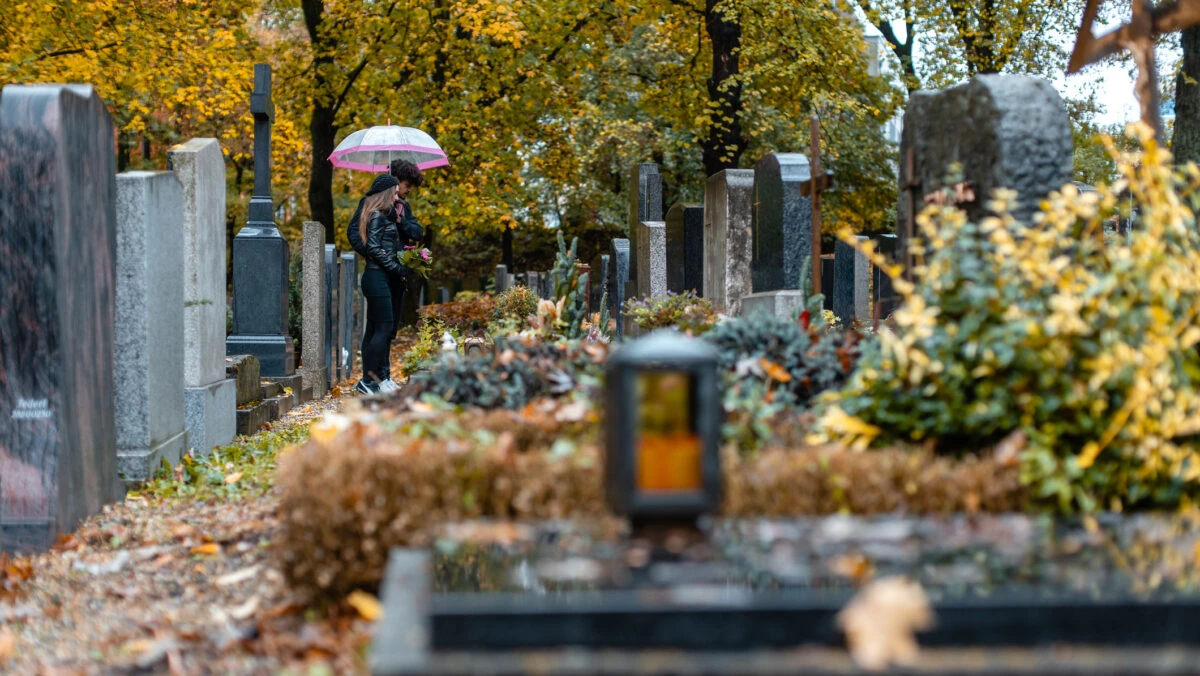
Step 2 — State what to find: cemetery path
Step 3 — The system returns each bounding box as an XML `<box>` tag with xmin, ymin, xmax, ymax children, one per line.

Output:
<box><xmin>1</xmin><ymin>388</ymin><xmax>377</xmax><ymax>675</ymax></box>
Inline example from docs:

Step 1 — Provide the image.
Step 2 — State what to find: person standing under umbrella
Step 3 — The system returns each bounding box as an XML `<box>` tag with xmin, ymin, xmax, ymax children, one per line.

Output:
<box><xmin>348</xmin><ymin>161</ymin><xmax>425</xmax><ymax>393</ymax></box>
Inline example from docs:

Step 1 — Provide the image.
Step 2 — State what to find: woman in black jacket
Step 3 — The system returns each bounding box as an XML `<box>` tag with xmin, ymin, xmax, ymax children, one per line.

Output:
<box><xmin>354</xmin><ymin>175</ymin><xmax>411</xmax><ymax>394</ymax></box>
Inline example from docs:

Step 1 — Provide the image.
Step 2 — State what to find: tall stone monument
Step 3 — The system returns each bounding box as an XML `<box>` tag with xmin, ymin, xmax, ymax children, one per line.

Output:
<box><xmin>0</xmin><ymin>84</ymin><xmax>125</xmax><ymax>552</ymax></box>
<box><xmin>226</xmin><ymin>64</ymin><xmax>295</xmax><ymax>377</ymax></box>
<box><xmin>170</xmin><ymin>138</ymin><xmax>236</xmax><ymax>456</ymax></box>
<box><xmin>114</xmin><ymin>171</ymin><xmax>189</xmax><ymax>483</ymax></box>
<box><xmin>703</xmin><ymin>169</ymin><xmax>754</xmax><ymax>317</ymax></box>
<box><xmin>300</xmin><ymin>222</ymin><xmax>329</xmax><ymax>398</ymax></box>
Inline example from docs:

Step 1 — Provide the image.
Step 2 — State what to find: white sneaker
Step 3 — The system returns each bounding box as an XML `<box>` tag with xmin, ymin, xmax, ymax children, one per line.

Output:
<box><xmin>378</xmin><ymin>378</ymin><xmax>400</xmax><ymax>393</ymax></box>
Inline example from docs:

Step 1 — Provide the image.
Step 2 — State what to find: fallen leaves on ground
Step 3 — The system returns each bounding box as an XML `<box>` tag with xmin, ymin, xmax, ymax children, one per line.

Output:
<box><xmin>837</xmin><ymin>577</ymin><xmax>934</xmax><ymax>672</ymax></box>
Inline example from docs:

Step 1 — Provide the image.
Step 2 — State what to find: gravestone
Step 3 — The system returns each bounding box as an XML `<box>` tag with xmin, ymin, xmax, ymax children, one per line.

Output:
<box><xmin>226</xmin><ymin>64</ymin><xmax>295</xmax><ymax>376</ymax></box>
<box><xmin>610</xmin><ymin>239</ymin><xmax>631</xmax><ymax>339</ymax></box>
<box><xmin>589</xmin><ymin>253</ymin><xmax>611</xmax><ymax>314</ymax></box>
<box><xmin>751</xmin><ymin>153</ymin><xmax>815</xmax><ymax>293</ymax></box>
<box><xmin>439</xmin><ymin>287</ymin><xmax>451</xmax><ymax>304</ymax></box>
<box><xmin>170</xmin><ymin>138</ymin><xmax>236</xmax><ymax>456</ymax></box>
<box><xmin>821</xmin><ymin>256</ymin><xmax>835</xmax><ymax>311</ymax></box>
<box><xmin>300</xmin><ymin>222</ymin><xmax>328</xmax><ymax>398</ymax></box>
<box><xmin>324</xmin><ymin>245</ymin><xmax>339</xmax><ymax>388</ymax></box>
<box><xmin>703</xmin><ymin>169</ymin><xmax>754</xmax><ymax>316</ymax></box>
<box><xmin>373</xmin><ymin>549</ymin><xmax>432</xmax><ymax>674</ymax></box>
<box><xmin>114</xmin><ymin>171</ymin><xmax>189</xmax><ymax>484</ymax></box>
<box><xmin>874</xmin><ymin>234</ymin><xmax>900</xmax><ymax>319</ymax></box>
<box><xmin>636</xmin><ymin>220</ymin><xmax>667</xmax><ymax>299</ymax></box>
<box><xmin>527</xmin><ymin>272</ymin><xmax>540</xmax><ymax>299</ymax></box>
<box><xmin>0</xmin><ymin>84</ymin><xmax>124</xmax><ymax>552</ymax></box>
<box><xmin>626</xmin><ymin>163</ymin><xmax>662</xmax><ymax>300</ymax></box>
<box><xmin>898</xmin><ymin>75</ymin><xmax>1072</xmax><ymax>258</ymax></box>
<box><xmin>495</xmin><ymin>265</ymin><xmax>509</xmax><ymax>293</ymax></box>
<box><xmin>340</xmin><ymin>252</ymin><xmax>358</xmax><ymax>379</ymax></box>
<box><xmin>833</xmin><ymin>237</ymin><xmax>870</xmax><ymax>325</ymax></box>
<box><xmin>665</xmin><ymin>202</ymin><xmax>704</xmax><ymax>295</ymax></box>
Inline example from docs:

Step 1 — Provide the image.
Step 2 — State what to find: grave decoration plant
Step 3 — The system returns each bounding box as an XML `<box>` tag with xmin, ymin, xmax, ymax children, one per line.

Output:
<box><xmin>489</xmin><ymin>285</ymin><xmax>538</xmax><ymax>329</ymax></box>
<box><xmin>815</xmin><ymin>126</ymin><xmax>1200</xmax><ymax>512</ymax></box>
<box><xmin>538</xmin><ymin>231</ymin><xmax>593</xmax><ymax>341</ymax></box>
<box><xmin>398</xmin><ymin>317</ymin><xmax>447</xmax><ymax>378</ymax></box>
<box><xmin>403</xmin><ymin>335</ymin><xmax>608</xmax><ymax>409</ymax></box>
<box><xmin>623</xmin><ymin>290</ymin><xmax>718</xmax><ymax>336</ymax></box>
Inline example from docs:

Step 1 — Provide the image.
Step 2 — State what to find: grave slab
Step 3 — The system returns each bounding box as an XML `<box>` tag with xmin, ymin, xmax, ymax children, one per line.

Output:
<box><xmin>833</xmin><ymin>237</ymin><xmax>870</xmax><ymax>325</ymax></box>
<box><xmin>610</xmin><ymin>239</ymin><xmax>631</xmax><ymax>339</ymax></box>
<box><xmin>635</xmin><ymin>220</ymin><xmax>667</xmax><ymax>299</ymax></box>
<box><xmin>300</xmin><ymin>222</ymin><xmax>329</xmax><ymax>398</ymax></box>
<box><xmin>626</xmin><ymin>163</ymin><xmax>662</xmax><ymax>301</ymax></box>
<box><xmin>665</xmin><ymin>202</ymin><xmax>704</xmax><ymax>295</ymax></box>
<box><xmin>340</xmin><ymin>253</ymin><xmax>359</xmax><ymax>379</ymax></box>
<box><xmin>752</xmin><ymin>153</ymin><xmax>815</xmax><ymax>293</ymax></box>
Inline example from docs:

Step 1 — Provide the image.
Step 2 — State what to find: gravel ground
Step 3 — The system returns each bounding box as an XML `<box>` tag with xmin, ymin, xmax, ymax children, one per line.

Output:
<box><xmin>1</xmin><ymin>385</ymin><xmax>375</xmax><ymax>675</ymax></box>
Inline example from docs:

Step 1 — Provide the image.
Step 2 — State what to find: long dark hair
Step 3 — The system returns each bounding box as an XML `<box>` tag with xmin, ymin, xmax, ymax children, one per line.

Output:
<box><xmin>358</xmin><ymin>186</ymin><xmax>397</xmax><ymax>244</ymax></box>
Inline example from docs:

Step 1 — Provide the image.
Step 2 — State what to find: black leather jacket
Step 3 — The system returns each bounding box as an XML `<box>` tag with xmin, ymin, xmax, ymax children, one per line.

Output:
<box><xmin>350</xmin><ymin>198</ymin><xmax>423</xmax><ymax>258</ymax></box>
<box><xmin>363</xmin><ymin>209</ymin><xmax>408</xmax><ymax>275</ymax></box>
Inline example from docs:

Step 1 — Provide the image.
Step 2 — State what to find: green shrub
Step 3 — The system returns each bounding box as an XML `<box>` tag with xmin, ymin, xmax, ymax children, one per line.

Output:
<box><xmin>815</xmin><ymin>127</ymin><xmax>1200</xmax><ymax>512</ymax></box>
<box><xmin>404</xmin><ymin>335</ymin><xmax>608</xmax><ymax>409</ymax></box>
<box><xmin>623</xmin><ymin>291</ymin><xmax>717</xmax><ymax>335</ymax></box>
<box><xmin>399</xmin><ymin>317</ymin><xmax>447</xmax><ymax>378</ymax></box>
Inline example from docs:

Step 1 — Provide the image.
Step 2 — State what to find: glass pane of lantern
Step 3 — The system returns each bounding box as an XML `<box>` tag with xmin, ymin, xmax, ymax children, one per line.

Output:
<box><xmin>635</xmin><ymin>370</ymin><xmax>702</xmax><ymax>493</ymax></box>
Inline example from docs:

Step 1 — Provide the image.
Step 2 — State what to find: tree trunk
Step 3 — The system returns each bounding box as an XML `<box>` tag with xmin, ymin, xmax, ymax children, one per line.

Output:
<box><xmin>502</xmin><ymin>224</ymin><xmax>514</xmax><ymax>269</ymax></box>
<box><xmin>309</xmin><ymin>104</ymin><xmax>337</xmax><ymax>241</ymax></box>
<box><xmin>1175</xmin><ymin>26</ymin><xmax>1200</xmax><ymax>165</ymax></box>
<box><xmin>702</xmin><ymin>0</ymin><xmax>746</xmax><ymax>178</ymax></box>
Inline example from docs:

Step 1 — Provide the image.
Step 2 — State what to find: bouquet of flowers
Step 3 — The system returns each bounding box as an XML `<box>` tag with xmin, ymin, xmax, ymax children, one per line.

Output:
<box><xmin>399</xmin><ymin>245</ymin><xmax>433</xmax><ymax>279</ymax></box>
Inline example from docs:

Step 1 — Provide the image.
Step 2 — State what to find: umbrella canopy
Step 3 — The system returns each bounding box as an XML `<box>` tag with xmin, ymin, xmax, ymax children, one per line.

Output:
<box><xmin>329</xmin><ymin>125</ymin><xmax>449</xmax><ymax>172</ymax></box>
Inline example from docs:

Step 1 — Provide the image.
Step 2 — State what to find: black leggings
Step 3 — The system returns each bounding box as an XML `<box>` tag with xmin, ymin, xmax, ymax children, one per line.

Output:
<box><xmin>360</xmin><ymin>269</ymin><xmax>405</xmax><ymax>383</ymax></box>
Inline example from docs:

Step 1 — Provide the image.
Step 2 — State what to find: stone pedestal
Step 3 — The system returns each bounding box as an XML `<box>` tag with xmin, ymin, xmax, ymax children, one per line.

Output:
<box><xmin>0</xmin><ymin>84</ymin><xmax>125</xmax><ymax>552</ymax></box>
<box><xmin>226</xmin><ymin>223</ymin><xmax>294</xmax><ymax>376</ymax></box>
<box><xmin>738</xmin><ymin>290</ymin><xmax>808</xmax><ymax>320</ymax></box>
<box><xmin>114</xmin><ymin>171</ymin><xmax>189</xmax><ymax>484</ymax></box>
<box><xmin>703</xmin><ymin>169</ymin><xmax>754</xmax><ymax>316</ymax></box>
<box><xmin>170</xmin><ymin>138</ymin><xmax>236</xmax><ymax>455</ymax></box>
<box><xmin>300</xmin><ymin>222</ymin><xmax>329</xmax><ymax>398</ymax></box>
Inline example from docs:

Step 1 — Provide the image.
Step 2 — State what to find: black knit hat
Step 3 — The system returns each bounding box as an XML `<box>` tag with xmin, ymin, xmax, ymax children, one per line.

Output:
<box><xmin>366</xmin><ymin>173</ymin><xmax>399</xmax><ymax>196</ymax></box>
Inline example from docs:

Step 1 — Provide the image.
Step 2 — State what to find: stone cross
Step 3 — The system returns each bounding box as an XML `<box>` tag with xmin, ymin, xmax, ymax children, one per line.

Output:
<box><xmin>249</xmin><ymin>63</ymin><xmax>274</xmax><ymax>222</ymax></box>
<box><xmin>1068</xmin><ymin>0</ymin><xmax>1200</xmax><ymax>142</ymax></box>
<box><xmin>804</xmin><ymin>116</ymin><xmax>834</xmax><ymax>295</ymax></box>
<box><xmin>227</xmin><ymin>63</ymin><xmax>295</xmax><ymax>377</ymax></box>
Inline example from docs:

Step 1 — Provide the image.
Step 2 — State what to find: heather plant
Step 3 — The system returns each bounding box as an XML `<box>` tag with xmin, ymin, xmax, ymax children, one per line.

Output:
<box><xmin>815</xmin><ymin>126</ymin><xmax>1200</xmax><ymax>511</ymax></box>
<box><xmin>624</xmin><ymin>290</ymin><xmax>718</xmax><ymax>336</ymax></box>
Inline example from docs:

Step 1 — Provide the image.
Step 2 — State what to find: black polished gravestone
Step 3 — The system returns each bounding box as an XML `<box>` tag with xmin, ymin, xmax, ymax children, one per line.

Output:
<box><xmin>610</xmin><ymin>239</ymin><xmax>630</xmax><ymax>339</ymax></box>
<box><xmin>0</xmin><ymin>84</ymin><xmax>125</xmax><ymax>553</ymax></box>
<box><xmin>751</xmin><ymin>153</ymin><xmax>830</xmax><ymax>293</ymax></box>
<box><xmin>226</xmin><ymin>64</ymin><xmax>295</xmax><ymax>376</ymax></box>
<box><xmin>665</xmin><ymin>203</ymin><xmax>704</xmax><ymax>295</ymax></box>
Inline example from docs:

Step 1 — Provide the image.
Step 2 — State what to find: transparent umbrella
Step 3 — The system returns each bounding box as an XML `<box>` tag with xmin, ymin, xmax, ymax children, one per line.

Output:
<box><xmin>328</xmin><ymin>125</ymin><xmax>449</xmax><ymax>172</ymax></box>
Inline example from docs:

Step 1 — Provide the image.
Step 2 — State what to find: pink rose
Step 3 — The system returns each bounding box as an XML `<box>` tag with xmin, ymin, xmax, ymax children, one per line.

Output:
<box><xmin>420</xmin><ymin>249</ymin><xmax>431</xmax><ymax>261</ymax></box>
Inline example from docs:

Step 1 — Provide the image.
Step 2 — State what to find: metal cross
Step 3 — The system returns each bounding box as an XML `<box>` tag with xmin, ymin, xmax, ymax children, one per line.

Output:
<box><xmin>801</xmin><ymin>115</ymin><xmax>834</xmax><ymax>295</ymax></box>
<box><xmin>1068</xmin><ymin>0</ymin><xmax>1200</xmax><ymax>142</ymax></box>
<box><xmin>248</xmin><ymin>63</ymin><xmax>275</xmax><ymax>225</ymax></box>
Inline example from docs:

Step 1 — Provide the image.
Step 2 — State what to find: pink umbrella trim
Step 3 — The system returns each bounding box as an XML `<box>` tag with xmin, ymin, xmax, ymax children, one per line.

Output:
<box><xmin>331</xmin><ymin>142</ymin><xmax>447</xmax><ymax>156</ymax></box>
<box><xmin>330</xmin><ymin>156</ymin><xmax>450</xmax><ymax>172</ymax></box>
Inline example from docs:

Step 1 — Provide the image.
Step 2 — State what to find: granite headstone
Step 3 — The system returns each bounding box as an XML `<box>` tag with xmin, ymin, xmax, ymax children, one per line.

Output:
<box><xmin>898</xmin><ymin>75</ymin><xmax>1072</xmax><ymax>258</ymax></box>
<box><xmin>169</xmin><ymin>138</ymin><xmax>236</xmax><ymax>456</ymax></box>
<box><xmin>665</xmin><ymin>202</ymin><xmax>704</xmax><ymax>295</ymax></box>
<box><xmin>610</xmin><ymin>239</ymin><xmax>630</xmax><ymax>339</ymax></box>
<box><xmin>703</xmin><ymin>169</ymin><xmax>754</xmax><ymax>316</ymax></box>
<box><xmin>340</xmin><ymin>252</ymin><xmax>358</xmax><ymax>379</ymax></box>
<box><xmin>833</xmin><ymin>237</ymin><xmax>871</xmax><ymax>325</ymax></box>
<box><xmin>324</xmin><ymin>245</ymin><xmax>339</xmax><ymax>387</ymax></box>
<box><xmin>114</xmin><ymin>171</ymin><xmax>189</xmax><ymax>484</ymax></box>
<box><xmin>636</xmin><ymin>220</ymin><xmax>667</xmax><ymax>299</ymax></box>
<box><xmin>0</xmin><ymin>84</ymin><xmax>125</xmax><ymax>552</ymax></box>
<box><xmin>751</xmin><ymin>152</ymin><xmax>815</xmax><ymax>293</ymax></box>
<box><xmin>300</xmin><ymin>222</ymin><xmax>329</xmax><ymax>398</ymax></box>
<box><xmin>626</xmin><ymin>163</ymin><xmax>662</xmax><ymax>300</ymax></box>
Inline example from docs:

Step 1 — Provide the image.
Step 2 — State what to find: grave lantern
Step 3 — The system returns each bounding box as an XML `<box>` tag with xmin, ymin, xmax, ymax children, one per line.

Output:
<box><xmin>605</xmin><ymin>330</ymin><xmax>722</xmax><ymax>520</ymax></box>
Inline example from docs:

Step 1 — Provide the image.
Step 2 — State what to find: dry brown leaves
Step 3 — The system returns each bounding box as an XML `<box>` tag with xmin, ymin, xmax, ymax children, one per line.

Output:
<box><xmin>0</xmin><ymin>552</ymin><xmax>33</xmax><ymax>601</ymax></box>
<box><xmin>837</xmin><ymin>577</ymin><xmax>935</xmax><ymax>671</ymax></box>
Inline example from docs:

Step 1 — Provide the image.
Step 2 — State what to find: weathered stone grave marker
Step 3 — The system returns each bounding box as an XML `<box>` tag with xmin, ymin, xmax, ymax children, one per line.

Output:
<box><xmin>897</xmin><ymin>75</ymin><xmax>1072</xmax><ymax>266</ymax></box>
<box><xmin>114</xmin><ymin>171</ymin><xmax>189</xmax><ymax>484</ymax></box>
<box><xmin>703</xmin><ymin>169</ymin><xmax>754</xmax><ymax>316</ymax></box>
<box><xmin>494</xmin><ymin>264</ymin><xmax>509</xmax><ymax>293</ymax></box>
<box><xmin>0</xmin><ymin>83</ymin><xmax>125</xmax><ymax>552</ymax></box>
<box><xmin>635</xmin><ymin>220</ymin><xmax>667</xmax><ymax>300</ymax></box>
<box><xmin>170</xmin><ymin>138</ymin><xmax>236</xmax><ymax>456</ymax></box>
